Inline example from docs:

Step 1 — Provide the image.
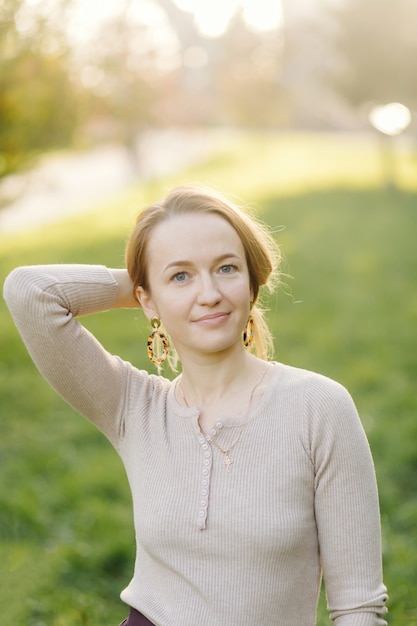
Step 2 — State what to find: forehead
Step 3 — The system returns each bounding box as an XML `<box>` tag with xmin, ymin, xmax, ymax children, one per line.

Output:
<box><xmin>147</xmin><ymin>212</ymin><xmax>245</xmax><ymax>263</ymax></box>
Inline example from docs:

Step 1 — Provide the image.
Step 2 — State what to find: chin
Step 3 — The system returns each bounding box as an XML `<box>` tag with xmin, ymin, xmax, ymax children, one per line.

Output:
<box><xmin>201</xmin><ymin>337</ymin><xmax>242</xmax><ymax>356</ymax></box>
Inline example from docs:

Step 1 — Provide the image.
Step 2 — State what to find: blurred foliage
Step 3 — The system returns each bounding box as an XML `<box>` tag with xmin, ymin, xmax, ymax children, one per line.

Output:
<box><xmin>1</xmin><ymin>132</ymin><xmax>417</xmax><ymax>623</ymax></box>
<box><xmin>0</xmin><ymin>0</ymin><xmax>80</xmax><ymax>177</ymax></box>
<box><xmin>75</xmin><ymin>0</ymin><xmax>164</xmax><ymax>168</ymax></box>
<box><xmin>2</xmin><ymin>0</ymin><xmax>417</xmax><ymax>180</ymax></box>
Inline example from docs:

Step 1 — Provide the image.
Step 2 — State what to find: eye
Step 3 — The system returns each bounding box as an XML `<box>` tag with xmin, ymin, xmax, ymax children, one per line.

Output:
<box><xmin>172</xmin><ymin>271</ymin><xmax>189</xmax><ymax>283</ymax></box>
<box><xmin>219</xmin><ymin>264</ymin><xmax>237</xmax><ymax>274</ymax></box>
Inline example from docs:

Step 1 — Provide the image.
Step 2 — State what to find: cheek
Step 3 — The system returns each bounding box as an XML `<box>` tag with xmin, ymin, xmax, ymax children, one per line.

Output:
<box><xmin>230</xmin><ymin>278</ymin><xmax>252</xmax><ymax>303</ymax></box>
<box><xmin>156</xmin><ymin>292</ymin><xmax>189</xmax><ymax>327</ymax></box>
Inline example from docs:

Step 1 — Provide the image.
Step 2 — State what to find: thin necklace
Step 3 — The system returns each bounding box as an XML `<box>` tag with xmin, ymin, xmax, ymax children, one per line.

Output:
<box><xmin>178</xmin><ymin>364</ymin><xmax>270</xmax><ymax>473</ymax></box>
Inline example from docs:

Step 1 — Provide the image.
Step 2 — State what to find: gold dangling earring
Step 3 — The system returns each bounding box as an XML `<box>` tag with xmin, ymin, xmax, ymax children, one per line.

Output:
<box><xmin>147</xmin><ymin>317</ymin><xmax>169</xmax><ymax>364</ymax></box>
<box><xmin>242</xmin><ymin>314</ymin><xmax>254</xmax><ymax>349</ymax></box>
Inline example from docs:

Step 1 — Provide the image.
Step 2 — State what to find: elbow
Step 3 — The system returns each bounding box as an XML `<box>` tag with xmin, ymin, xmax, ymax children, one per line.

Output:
<box><xmin>3</xmin><ymin>266</ymin><xmax>37</xmax><ymax>313</ymax></box>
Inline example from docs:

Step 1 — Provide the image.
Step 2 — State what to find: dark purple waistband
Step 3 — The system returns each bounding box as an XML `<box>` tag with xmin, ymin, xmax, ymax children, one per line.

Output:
<box><xmin>119</xmin><ymin>607</ymin><xmax>155</xmax><ymax>626</ymax></box>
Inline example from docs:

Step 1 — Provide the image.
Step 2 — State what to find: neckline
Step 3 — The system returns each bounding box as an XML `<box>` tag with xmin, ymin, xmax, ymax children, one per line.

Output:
<box><xmin>169</xmin><ymin>361</ymin><xmax>280</xmax><ymax>428</ymax></box>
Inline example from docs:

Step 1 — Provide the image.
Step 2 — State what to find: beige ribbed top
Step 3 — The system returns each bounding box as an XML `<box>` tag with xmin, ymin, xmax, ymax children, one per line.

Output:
<box><xmin>3</xmin><ymin>265</ymin><xmax>388</xmax><ymax>625</ymax></box>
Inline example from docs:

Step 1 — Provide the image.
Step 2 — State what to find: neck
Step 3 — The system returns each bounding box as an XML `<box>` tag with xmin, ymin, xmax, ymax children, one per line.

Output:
<box><xmin>178</xmin><ymin>350</ymin><xmax>267</xmax><ymax>407</ymax></box>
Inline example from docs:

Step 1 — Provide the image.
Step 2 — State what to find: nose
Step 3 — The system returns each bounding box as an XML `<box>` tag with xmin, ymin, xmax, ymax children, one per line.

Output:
<box><xmin>196</xmin><ymin>273</ymin><xmax>222</xmax><ymax>306</ymax></box>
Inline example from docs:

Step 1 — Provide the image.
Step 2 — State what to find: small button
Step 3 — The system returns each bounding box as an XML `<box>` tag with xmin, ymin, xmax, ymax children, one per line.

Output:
<box><xmin>210</xmin><ymin>429</ymin><xmax>217</xmax><ymax>436</ymax></box>
<box><xmin>215</xmin><ymin>421</ymin><xmax>223</xmax><ymax>429</ymax></box>
<box><xmin>203</xmin><ymin>459</ymin><xmax>210</xmax><ymax>466</ymax></box>
<box><xmin>202</xmin><ymin>468</ymin><xmax>209</xmax><ymax>475</ymax></box>
<box><xmin>202</xmin><ymin>479</ymin><xmax>208</xmax><ymax>487</ymax></box>
<box><xmin>199</xmin><ymin>510</ymin><xmax>205</xmax><ymax>517</ymax></box>
<box><xmin>201</xmin><ymin>489</ymin><xmax>208</xmax><ymax>496</ymax></box>
<box><xmin>200</xmin><ymin>500</ymin><xmax>207</xmax><ymax>507</ymax></box>
<box><xmin>202</xmin><ymin>443</ymin><xmax>209</xmax><ymax>450</ymax></box>
<box><xmin>204</xmin><ymin>451</ymin><xmax>211</xmax><ymax>458</ymax></box>
<box><xmin>198</xmin><ymin>436</ymin><xmax>206</xmax><ymax>444</ymax></box>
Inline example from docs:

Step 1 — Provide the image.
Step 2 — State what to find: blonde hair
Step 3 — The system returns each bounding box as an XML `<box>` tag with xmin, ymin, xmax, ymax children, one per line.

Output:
<box><xmin>125</xmin><ymin>185</ymin><xmax>281</xmax><ymax>365</ymax></box>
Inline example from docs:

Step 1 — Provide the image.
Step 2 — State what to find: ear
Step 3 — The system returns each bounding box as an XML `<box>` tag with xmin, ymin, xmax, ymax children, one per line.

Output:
<box><xmin>135</xmin><ymin>286</ymin><xmax>159</xmax><ymax>321</ymax></box>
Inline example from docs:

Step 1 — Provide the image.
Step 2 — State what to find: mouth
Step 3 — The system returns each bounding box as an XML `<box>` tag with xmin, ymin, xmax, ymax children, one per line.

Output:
<box><xmin>193</xmin><ymin>312</ymin><xmax>230</xmax><ymax>326</ymax></box>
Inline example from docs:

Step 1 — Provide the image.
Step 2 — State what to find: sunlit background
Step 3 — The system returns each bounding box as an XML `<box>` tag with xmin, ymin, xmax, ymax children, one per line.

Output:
<box><xmin>1</xmin><ymin>0</ymin><xmax>416</xmax><ymax>189</ymax></box>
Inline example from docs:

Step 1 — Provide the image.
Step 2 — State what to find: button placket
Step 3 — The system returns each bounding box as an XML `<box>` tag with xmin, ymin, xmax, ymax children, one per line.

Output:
<box><xmin>197</xmin><ymin>435</ymin><xmax>213</xmax><ymax>530</ymax></box>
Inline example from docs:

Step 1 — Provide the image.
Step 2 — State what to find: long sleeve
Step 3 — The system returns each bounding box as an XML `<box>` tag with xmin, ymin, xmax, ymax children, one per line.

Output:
<box><xmin>3</xmin><ymin>264</ymin><xmax>132</xmax><ymax>443</ymax></box>
<box><xmin>304</xmin><ymin>377</ymin><xmax>388</xmax><ymax>625</ymax></box>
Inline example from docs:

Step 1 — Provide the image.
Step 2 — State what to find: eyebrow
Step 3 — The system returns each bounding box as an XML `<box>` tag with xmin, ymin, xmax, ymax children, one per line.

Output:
<box><xmin>163</xmin><ymin>253</ymin><xmax>242</xmax><ymax>273</ymax></box>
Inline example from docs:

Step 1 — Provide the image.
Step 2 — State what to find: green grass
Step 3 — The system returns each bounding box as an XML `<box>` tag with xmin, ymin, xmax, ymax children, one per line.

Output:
<box><xmin>1</xmin><ymin>131</ymin><xmax>416</xmax><ymax>624</ymax></box>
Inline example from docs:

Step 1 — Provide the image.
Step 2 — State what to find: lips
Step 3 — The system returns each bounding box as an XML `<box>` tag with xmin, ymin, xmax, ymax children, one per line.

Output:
<box><xmin>193</xmin><ymin>312</ymin><xmax>230</xmax><ymax>325</ymax></box>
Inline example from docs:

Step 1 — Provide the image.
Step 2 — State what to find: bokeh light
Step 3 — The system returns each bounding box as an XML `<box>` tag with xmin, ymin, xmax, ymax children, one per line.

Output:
<box><xmin>369</xmin><ymin>102</ymin><xmax>412</xmax><ymax>136</ymax></box>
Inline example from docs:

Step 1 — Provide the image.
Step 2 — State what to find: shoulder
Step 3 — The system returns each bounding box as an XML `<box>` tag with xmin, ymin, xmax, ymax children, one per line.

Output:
<box><xmin>270</xmin><ymin>361</ymin><xmax>359</xmax><ymax>431</ymax></box>
<box><xmin>270</xmin><ymin>364</ymin><xmax>371</xmax><ymax>469</ymax></box>
<box><xmin>271</xmin><ymin>361</ymin><xmax>351</xmax><ymax>401</ymax></box>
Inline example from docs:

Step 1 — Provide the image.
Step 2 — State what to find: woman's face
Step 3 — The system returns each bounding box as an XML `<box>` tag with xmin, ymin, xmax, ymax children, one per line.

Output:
<box><xmin>137</xmin><ymin>212</ymin><xmax>253</xmax><ymax>360</ymax></box>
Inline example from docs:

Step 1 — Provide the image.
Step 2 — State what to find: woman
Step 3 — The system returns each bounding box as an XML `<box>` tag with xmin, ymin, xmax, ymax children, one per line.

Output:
<box><xmin>4</xmin><ymin>185</ymin><xmax>388</xmax><ymax>625</ymax></box>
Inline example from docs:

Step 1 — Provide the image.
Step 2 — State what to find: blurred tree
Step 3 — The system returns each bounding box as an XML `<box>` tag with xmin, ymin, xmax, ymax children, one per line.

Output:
<box><xmin>150</xmin><ymin>2</ymin><xmax>287</xmax><ymax>128</ymax></box>
<box><xmin>278</xmin><ymin>0</ymin><xmax>355</xmax><ymax>130</ymax></box>
<box><xmin>77</xmin><ymin>0</ymin><xmax>288</xmax><ymax>157</ymax></box>
<box><xmin>214</xmin><ymin>12</ymin><xmax>286</xmax><ymax>127</ymax></box>
<box><xmin>0</xmin><ymin>0</ymin><xmax>80</xmax><ymax>177</ymax></box>
<box><xmin>72</xmin><ymin>0</ymin><xmax>178</xmax><ymax>171</ymax></box>
<box><xmin>154</xmin><ymin>0</ymin><xmax>216</xmax><ymax>124</ymax></box>
<box><xmin>327</xmin><ymin>0</ymin><xmax>417</xmax><ymax>111</ymax></box>
<box><xmin>324</xmin><ymin>0</ymin><xmax>417</xmax><ymax>187</ymax></box>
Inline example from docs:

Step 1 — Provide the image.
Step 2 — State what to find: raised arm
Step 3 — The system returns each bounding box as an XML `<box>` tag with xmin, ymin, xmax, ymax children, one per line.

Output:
<box><xmin>109</xmin><ymin>268</ymin><xmax>139</xmax><ymax>309</ymax></box>
<box><xmin>3</xmin><ymin>265</ymin><xmax>141</xmax><ymax>443</ymax></box>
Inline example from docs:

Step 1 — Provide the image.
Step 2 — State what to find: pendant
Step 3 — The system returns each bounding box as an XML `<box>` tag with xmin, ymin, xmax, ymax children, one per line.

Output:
<box><xmin>223</xmin><ymin>451</ymin><xmax>233</xmax><ymax>472</ymax></box>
